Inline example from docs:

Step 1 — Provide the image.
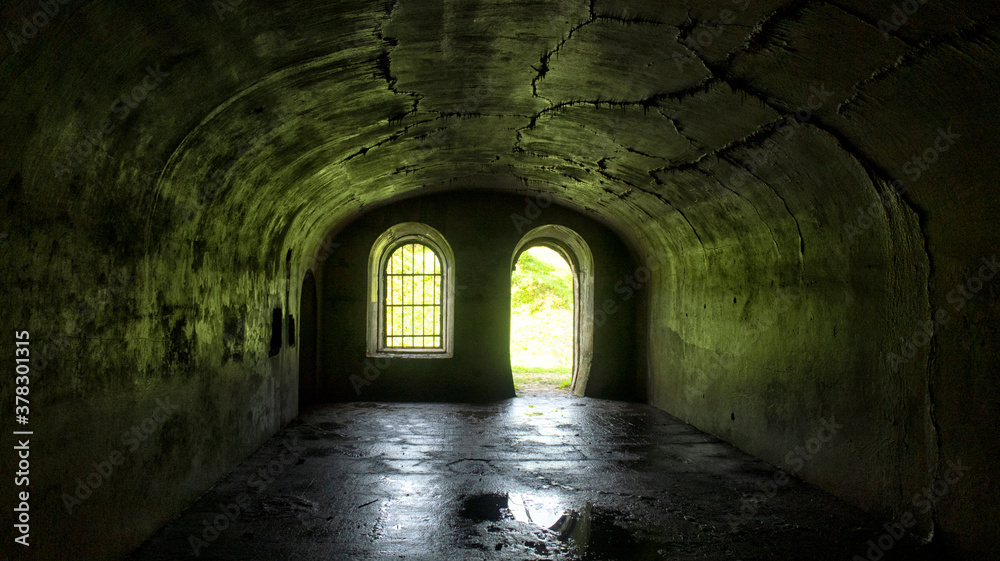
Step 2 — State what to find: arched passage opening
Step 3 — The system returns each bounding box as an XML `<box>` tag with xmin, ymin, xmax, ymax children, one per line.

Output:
<box><xmin>511</xmin><ymin>225</ymin><xmax>594</xmax><ymax>396</ymax></box>
<box><xmin>510</xmin><ymin>245</ymin><xmax>574</xmax><ymax>392</ymax></box>
<box><xmin>298</xmin><ymin>269</ymin><xmax>318</xmax><ymax>409</ymax></box>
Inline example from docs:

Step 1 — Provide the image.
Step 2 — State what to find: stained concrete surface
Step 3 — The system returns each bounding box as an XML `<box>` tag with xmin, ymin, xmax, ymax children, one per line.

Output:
<box><xmin>127</xmin><ymin>394</ymin><xmax>947</xmax><ymax>560</ymax></box>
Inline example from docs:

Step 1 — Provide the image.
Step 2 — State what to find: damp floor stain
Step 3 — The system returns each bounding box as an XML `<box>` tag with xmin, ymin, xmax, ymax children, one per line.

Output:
<box><xmin>127</xmin><ymin>395</ymin><xmax>954</xmax><ymax>560</ymax></box>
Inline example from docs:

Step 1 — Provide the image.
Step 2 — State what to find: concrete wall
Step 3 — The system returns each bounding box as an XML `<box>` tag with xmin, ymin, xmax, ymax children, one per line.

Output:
<box><xmin>313</xmin><ymin>190</ymin><xmax>642</xmax><ymax>402</ymax></box>
<box><xmin>636</xmin><ymin>13</ymin><xmax>1000</xmax><ymax>556</ymax></box>
<box><xmin>2</xmin><ymin>165</ymin><xmax>300</xmax><ymax>560</ymax></box>
<box><xmin>645</xmin><ymin>124</ymin><xmax>938</xmax><ymax>537</ymax></box>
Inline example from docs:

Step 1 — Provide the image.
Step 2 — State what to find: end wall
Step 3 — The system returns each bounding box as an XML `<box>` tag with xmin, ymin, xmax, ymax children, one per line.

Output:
<box><xmin>314</xmin><ymin>190</ymin><xmax>642</xmax><ymax>402</ymax></box>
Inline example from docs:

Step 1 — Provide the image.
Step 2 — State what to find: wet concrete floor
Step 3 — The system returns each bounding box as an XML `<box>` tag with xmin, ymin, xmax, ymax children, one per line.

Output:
<box><xmin>128</xmin><ymin>389</ymin><xmax>949</xmax><ymax>560</ymax></box>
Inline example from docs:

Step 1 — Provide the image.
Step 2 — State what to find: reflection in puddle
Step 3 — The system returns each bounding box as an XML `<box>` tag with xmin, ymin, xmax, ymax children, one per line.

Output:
<box><xmin>459</xmin><ymin>493</ymin><xmax>664</xmax><ymax>559</ymax></box>
<box><xmin>507</xmin><ymin>493</ymin><xmax>577</xmax><ymax>533</ymax></box>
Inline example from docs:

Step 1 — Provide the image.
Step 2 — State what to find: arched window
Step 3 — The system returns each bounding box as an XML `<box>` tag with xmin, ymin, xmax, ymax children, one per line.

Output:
<box><xmin>384</xmin><ymin>243</ymin><xmax>442</xmax><ymax>348</ymax></box>
<box><xmin>368</xmin><ymin>223</ymin><xmax>454</xmax><ymax>358</ymax></box>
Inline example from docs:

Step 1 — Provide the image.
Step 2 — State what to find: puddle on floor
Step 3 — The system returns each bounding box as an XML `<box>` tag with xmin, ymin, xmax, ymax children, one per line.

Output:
<box><xmin>460</xmin><ymin>493</ymin><xmax>510</xmax><ymax>522</ymax></box>
<box><xmin>459</xmin><ymin>493</ymin><xmax>666</xmax><ymax>559</ymax></box>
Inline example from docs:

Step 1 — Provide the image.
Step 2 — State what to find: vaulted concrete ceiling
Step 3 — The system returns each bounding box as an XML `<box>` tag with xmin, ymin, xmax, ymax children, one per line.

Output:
<box><xmin>4</xmin><ymin>0</ymin><xmax>994</xmax><ymax>271</ymax></box>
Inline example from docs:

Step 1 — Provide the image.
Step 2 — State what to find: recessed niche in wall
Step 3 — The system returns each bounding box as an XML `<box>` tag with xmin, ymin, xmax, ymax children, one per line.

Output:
<box><xmin>269</xmin><ymin>308</ymin><xmax>282</xmax><ymax>357</ymax></box>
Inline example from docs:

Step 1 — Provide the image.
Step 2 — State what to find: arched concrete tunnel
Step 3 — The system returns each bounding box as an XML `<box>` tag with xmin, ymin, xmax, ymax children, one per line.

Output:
<box><xmin>1</xmin><ymin>0</ymin><xmax>998</xmax><ymax>559</ymax></box>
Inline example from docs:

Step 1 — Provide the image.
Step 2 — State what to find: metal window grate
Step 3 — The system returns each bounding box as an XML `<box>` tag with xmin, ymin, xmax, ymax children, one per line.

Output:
<box><xmin>384</xmin><ymin>243</ymin><xmax>442</xmax><ymax>348</ymax></box>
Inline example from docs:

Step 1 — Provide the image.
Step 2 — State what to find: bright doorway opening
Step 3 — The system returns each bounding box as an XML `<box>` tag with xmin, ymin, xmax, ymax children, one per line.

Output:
<box><xmin>510</xmin><ymin>246</ymin><xmax>574</xmax><ymax>393</ymax></box>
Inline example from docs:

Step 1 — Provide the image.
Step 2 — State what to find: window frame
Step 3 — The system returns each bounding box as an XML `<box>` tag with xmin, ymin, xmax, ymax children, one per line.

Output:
<box><xmin>367</xmin><ymin>223</ymin><xmax>455</xmax><ymax>359</ymax></box>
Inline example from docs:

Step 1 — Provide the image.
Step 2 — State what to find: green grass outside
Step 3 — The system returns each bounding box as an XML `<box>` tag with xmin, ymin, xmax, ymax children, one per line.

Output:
<box><xmin>511</xmin><ymin>365</ymin><xmax>571</xmax><ymax>374</ymax></box>
<box><xmin>511</xmin><ymin>371</ymin><xmax>572</xmax><ymax>389</ymax></box>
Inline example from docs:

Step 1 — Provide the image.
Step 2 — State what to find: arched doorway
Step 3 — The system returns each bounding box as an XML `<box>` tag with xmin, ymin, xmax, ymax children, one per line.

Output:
<box><xmin>298</xmin><ymin>269</ymin><xmax>318</xmax><ymax>409</ymax></box>
<box><xmin>510</xmin><ymin>246</ymin><xmax>574</xmax><ymax>392</ymax></box>
<box><xmin>511</xmin><ymin>225</ymin><xmax>594</xmax><ymax>396</ymax></box>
